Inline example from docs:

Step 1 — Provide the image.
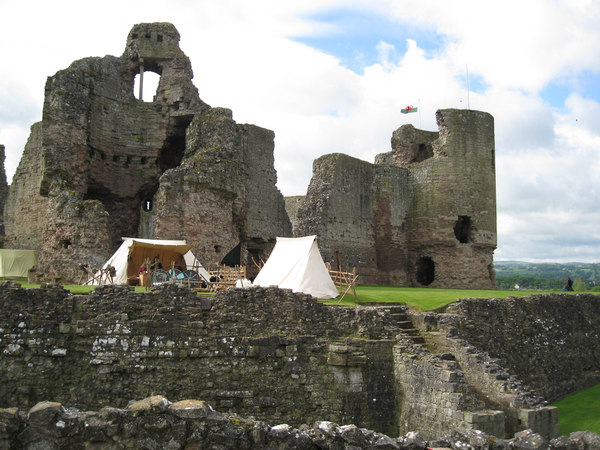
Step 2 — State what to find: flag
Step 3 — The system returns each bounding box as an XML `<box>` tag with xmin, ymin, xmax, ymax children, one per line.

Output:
<box><xmin>401</xmin><ymin>105</ymin><xmax>418</xmax><ymax>114</ymax></box>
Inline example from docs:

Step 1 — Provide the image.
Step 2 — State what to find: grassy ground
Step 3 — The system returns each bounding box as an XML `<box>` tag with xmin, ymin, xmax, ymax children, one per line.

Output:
<box><xmin>552</xmin><ymin>383</ymin><xmax>600</xmax><ymax>435</ymax></box>
<box><xmin>321</xmin><ymin>285</ymin><xmax>566</xmax><ymax>311</ymax></box>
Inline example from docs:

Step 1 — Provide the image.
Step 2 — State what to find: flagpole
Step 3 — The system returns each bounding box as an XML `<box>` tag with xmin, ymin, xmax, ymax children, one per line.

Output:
<box><xmin>466</xmin><ymin>64</ymin><xmax>470</xmax><ymax>110</ymax></box>
<box><xmin>418</xmin><ymin>99</ymin><xmax>421</xmax><ymax>128</ymax></box>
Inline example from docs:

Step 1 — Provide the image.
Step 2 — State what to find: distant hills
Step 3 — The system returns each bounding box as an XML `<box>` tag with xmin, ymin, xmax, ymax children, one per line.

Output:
<box><xmin>494</xmin><ymin>261</ymin><xmax>600</xmax><ymax>290</ymax></box>
<box><xmin>495</xmin><ymin>261</ymin><xmax>599</xmax><ymax>281</ymax></box>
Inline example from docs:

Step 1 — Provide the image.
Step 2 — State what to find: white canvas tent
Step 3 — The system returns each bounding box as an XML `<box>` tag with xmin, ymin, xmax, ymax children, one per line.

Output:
<box><xmin>253</xmin><ymin>235</ymin><xmax>339</xmax><ymax>299</ymax></box>
<box><xmin>96</xmin><ymin>238</ymin><xmax>210</xmax><ymax>285</ymax></box>
<box><xmin>0</xmin><ymin>249</ymin><xmax>36</xmax><ymax>277</ymax></box>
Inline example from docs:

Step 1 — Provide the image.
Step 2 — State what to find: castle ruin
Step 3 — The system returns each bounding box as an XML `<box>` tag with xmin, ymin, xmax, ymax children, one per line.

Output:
<box><xmin>294</xmin><ymin>110</ymin><xmax>497</xmax><ymax>288</ymax></box>
<box><xmin>2</xmin><ymin>23</ymin><xmax>496</xmax><ymax>288</ymax></box>
<box><xmin>2</xmin><ymin>23</ymin><xmax>291</xmax><ymax>283</ymax></box>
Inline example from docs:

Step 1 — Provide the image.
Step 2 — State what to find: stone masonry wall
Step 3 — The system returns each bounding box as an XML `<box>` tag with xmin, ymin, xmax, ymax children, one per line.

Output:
<box><xmin>3</xmin><ymin>397</ymin><xmax>594</xmax><ymax>450</ymax></box>
<box><xmin>294</xmin><ymin>109</ymin><xmax>496</xmax><ymax>289</ymax></box>
<box><xmin>153</xmin><ymin>108</ymin><xmax>292</xmax><ymax>270</ymax></box>
<box><xmin>1</xmin><ymin>285</ymin><xmax>585</xmax><ymax>441</ymax></box>
<box><xmin>3</xmin><ymin>123</ymin><xmax>48</xmax><ymax>252</ymax></box>
<box><xmin>442</xmin><ymin>294</ymin><xmax>600</xmax><ymax>403</ymax></box>
<box><xmin>404</xmin><ymin>110</ymin><xmax>496</xmax><ymax>289</ymax></box>
<box><xmin>4</xmin><ymin>23</ymin><xmax>291</xmax><ymax>283</ymax></box>
<box><xmin>0</xmin><ymin>283</ymin><xmax>402</xmax><ymax>436</ymax></box>
<box><xmin>296</xmin><ymin>154</ymin><xmax>410</xmax><ymax>285</ymax></box>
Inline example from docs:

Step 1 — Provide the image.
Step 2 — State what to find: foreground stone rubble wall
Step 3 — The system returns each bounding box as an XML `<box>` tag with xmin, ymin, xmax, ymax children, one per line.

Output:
<box><xmin>1</xmin><ymin>397</ymin><xmax>598</xmax><ymax>450</ymax></box>
<box><xmin>3</xmin><ymin>22</ymin><xmax>291</xmax><ymax>283</ymax></box>
<box><xmin>3</xmin><ymin>285</ymin><xmax>598</xmax><ymax>439</ymax></box>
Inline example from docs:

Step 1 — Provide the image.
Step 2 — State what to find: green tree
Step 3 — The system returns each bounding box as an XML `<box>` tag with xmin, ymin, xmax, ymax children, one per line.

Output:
<box><xmin>573</xmin><ymin>277</ymin><xmax>587</xmax><ymax>292</ymax></box>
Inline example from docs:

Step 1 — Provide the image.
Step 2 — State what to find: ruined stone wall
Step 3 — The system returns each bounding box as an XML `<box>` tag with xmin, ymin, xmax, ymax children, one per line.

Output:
<box><xmin>295</xmin><ymin>109</ymin><xmax>496</xmax><ymax>288</ymax></box>
<box><xmin>4</xmin><ymin>23</ymin><xmax>291</xmax><ymax>282</ymax></box>
<box><xmin>442</xmin><ymin>294</ymin><xmax>600</xmax><ymax>403</ymax></box>
<box><xmin>3</xmin><ymin>123</ymin><xmax>49</xmax><ymax>251</ymax></box>
<box><xmin>398</xmin><ymin>316</ymin><xmax>557</xmax><ymax>440</ymax></box>
<box><xmin>0</xmin><ymin>145</ymin><xmax>8</xmax><ymax>244</ymax></box>
<box><xmin>0</xmin><ymin>284</ymin><xmax>401</xmax><ymax>436</ymax></box>
<box><xmin>152</xmin><ymin>108</ymin><xmax>292</xmax><ymax>270</ymax></box>
<box><xmin>296</xmin><ymin>154</ymin><xmax>377</xmax><ymax>274</ymax></box>
<box><xmin>2</xmin><ymin>398</ymin><xmax>589</xmax><ymax>450</ymax></box>
<box><xmin>1</xmin><ymin>285</ymin><xmax>581</xmax><ymax>440</ymax></box>
<box><xmin>295</xmin><ymin>154</ymin><xmax>410</xmax><ymax>284</ymax></box>
<box><xmin>284</xmin><ymin>195</ymin><xmax>305</xmax><ymax>235</ymax></box>
<box><xmin>404</xmin><ymin>110</ymin><xmax>496</xmax><ymax>289</ymax></box>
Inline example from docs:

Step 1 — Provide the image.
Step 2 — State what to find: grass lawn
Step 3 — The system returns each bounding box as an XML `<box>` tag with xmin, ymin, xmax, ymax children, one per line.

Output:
<box><xmin>321</xmin><ymin>285</ymin><xmax>564</xmax><ymax>311</ymax></box>
<box><xmin>552</xmin><ymin>383</ymin><xmax>600</xmax><ymax>435</ymax></box>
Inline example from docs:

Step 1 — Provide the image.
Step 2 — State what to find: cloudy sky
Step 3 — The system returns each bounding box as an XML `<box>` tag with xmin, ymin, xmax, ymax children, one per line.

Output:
<box><xmin>1</xmin><ymin>0</ymin><xmax>599</xmax><ymax>263</ymax></box>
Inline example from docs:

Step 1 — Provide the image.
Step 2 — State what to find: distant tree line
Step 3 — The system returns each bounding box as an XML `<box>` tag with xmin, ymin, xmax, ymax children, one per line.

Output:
<box><xmin>496</xmin><ymin>275</ymin><xmax>600</xmax><ymax>292</ymax></box>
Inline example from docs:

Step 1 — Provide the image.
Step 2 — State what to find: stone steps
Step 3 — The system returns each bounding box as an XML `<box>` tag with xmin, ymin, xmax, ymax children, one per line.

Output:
<box><xmin>382</xmin><ymin>306</ymin><xmax>427</xmax><ymax>345</ymax></box>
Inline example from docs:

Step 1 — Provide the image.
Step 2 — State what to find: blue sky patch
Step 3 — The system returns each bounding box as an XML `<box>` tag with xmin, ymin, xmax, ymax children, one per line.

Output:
<box><xmin>541</xmin><ymin>70</ymin><xmax>600</xmax><ymax>108</ymax></box>
<box><xmin>292</xmin><ymin>8</ymin><xmax>447</xmax><ymax>74</ymax></box>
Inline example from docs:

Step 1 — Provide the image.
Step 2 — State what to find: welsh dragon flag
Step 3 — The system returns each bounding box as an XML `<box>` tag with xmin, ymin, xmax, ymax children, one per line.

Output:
<box><xmin>401</xmin><ymin>105</ymin><xmax>418</xmax><ymax>114</ymax></box>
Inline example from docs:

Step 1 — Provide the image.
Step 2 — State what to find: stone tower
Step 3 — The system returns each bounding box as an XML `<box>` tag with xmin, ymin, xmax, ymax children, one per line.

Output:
<box><xmin>3</xmin><ymin>23</ymin><xmax>291</xmax><ymax>282</ymax></box>
<box><xmin>295</xmin><ymin>109</ymin><xmax>497</xmax><ymax>289</ymax></box>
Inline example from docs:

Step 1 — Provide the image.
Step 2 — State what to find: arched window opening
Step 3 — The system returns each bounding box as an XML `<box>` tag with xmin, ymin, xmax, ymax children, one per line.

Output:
<box><xmin>416</xmin><ymin>257</ymin><xmax>435</xmax><ymax>286</ymax></box>
<box><xmin>454</xmin><ymin>215</ymin><xmax>472</xmax><ymax>244</ymax></box>
<box><xmin>134</xmin><ymin>71</ymin><xmax>160</xmax><ymax>102</ymax></box>
<box><xmin>142</xmin><ymin>199</ymin><xmax>153</xmax><ymax>212</ymax></box>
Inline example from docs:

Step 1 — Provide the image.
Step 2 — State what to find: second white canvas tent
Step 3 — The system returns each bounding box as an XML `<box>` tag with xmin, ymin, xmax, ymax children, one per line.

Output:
<box><xmin>0</xmin><ymin>249</ymin><xmax>36</xmax><ymax>277</ymax></box>
<box><xmin>253</xmin><ymin>235</ymin><xmax>339</xmax><ymax>299</ymax></box>
<box><xmin>96</xmin><ymin>238</ymin><xmax>210</xmax><ymax>285</ymax></box>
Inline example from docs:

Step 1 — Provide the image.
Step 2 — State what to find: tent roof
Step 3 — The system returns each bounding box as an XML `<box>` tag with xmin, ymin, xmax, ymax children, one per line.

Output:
<box><xmin>122</xmin><ymin>237</ymin><xmax>193</xmax><ymax>254</ymax></box>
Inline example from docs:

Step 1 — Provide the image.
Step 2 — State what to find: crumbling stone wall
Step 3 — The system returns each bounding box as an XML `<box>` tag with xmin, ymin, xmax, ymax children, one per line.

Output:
<box><xmin>0</xmin><ymin>283</ymin><xmax>403</xmax><ymax>436</ymax></box>
<box><xmin>403</xmin><ymin>294</ymin><xmax>600</xmax><ymax>439</ymax></box>
<box><xmin>2</xmin><ymin>124</ymin><xmax>48</xmax><ymax>252</ymax></box>
<box><xmin>441</xmin><ymin>294</ymin><xmax>600</xmax><ymax>403</ymax></box>
<box><xmin>404</xmin><ymin>110</ymin><xmax>496</xmax><ymax>289</ymax></box>
<box><xmin>2</xmin><ymin>398</ymin><xmax>589</xmax><ymax>450</ymax></box>
<box><xmin>153</xmin><ymin>107</ymin><xmax>291</xmax><ymax>271</ymax></box>
<box><xmin>284</xmin><ymin>195</ymin><xmax>305</xmax><ymax>235</ymax></box>
<box><xmin>1</xmin><ymin>284</ymin><xmax>581</xmax><ymax>440</ymax></box>
<box><xmin>295</xmin><ymin>109</ymin><xmax>496</xmax><ymax>289</ymax></box>
<box><xmin>3</xmin><ymin>22</ymin><xmax>290</xmax><ymax>282</ymax></box>
<box><xmin>296</xmin><ymin>154</ymin><xmax>410</xmax><ymax>285</ymax></box>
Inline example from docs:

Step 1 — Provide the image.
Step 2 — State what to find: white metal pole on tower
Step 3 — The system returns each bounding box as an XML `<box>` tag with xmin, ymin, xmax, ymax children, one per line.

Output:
<box><xmin>418</xmin><ymin>99</ymin><xmax>421</xmax><ymax>128</ymax></box>
<box><xmin>466</xmin><ymin>64</ymin><xmax>470</xmax><ymax>110</ymax></box>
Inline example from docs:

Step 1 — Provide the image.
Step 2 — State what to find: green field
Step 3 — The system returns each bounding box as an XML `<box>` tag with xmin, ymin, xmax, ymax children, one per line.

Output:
<box><xmin>552</xmin><ymin>383</ymin><xmax>600</xmax><ymax>435</ymax></box>
<box><xmin>321</xmin><ymin>285</ymin><xmax>566</xmax><ymax>310</ymax></box>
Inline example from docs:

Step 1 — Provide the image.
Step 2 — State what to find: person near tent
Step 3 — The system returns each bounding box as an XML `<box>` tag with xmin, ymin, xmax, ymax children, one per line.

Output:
<box><xmin>137</xmin><ymin>264</ymin><xmax>147</xmax><ymax>276</ymax></box>
<box><xmin>150</xmin><ymin>256</ymin><xmax>163</xmax><ymax>270</ymax></box>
